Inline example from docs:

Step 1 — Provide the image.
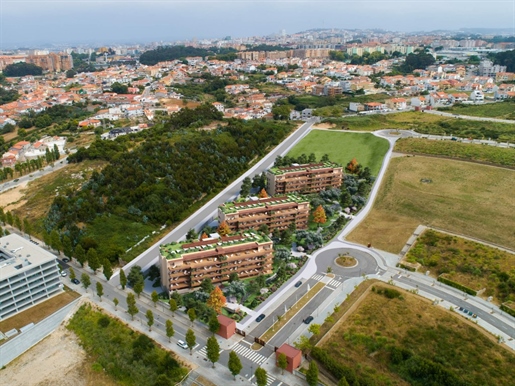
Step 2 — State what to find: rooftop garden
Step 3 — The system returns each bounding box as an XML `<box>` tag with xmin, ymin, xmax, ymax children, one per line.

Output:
<box><xmin>267</xmin><ymin>160</ymin><xmax>341</xmax><ymax>176</ymax></box>
<box><xmin>218</xmin><ymin>193</ymin><xmax>308</xmax><ymax>214</ymax></box>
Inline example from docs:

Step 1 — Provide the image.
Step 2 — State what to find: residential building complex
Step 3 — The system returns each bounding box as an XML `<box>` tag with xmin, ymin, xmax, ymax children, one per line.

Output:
<box><xmin>266</xmin><ymin>162</ymin><xmax>343</xmax><ymax>196</ymax></box>
<box><xmin>159</xmin><ymin>231</ymin><xmax>273</xmax><ymax>292</ymax></box>
<box><xmin>0</xmin><ymin>234</ymin><xmax>61</xmax><ymax>320</ymax></box>
<box><xmin>218</xmin><ymin>195</ymin><xmax>310</xmax><ymax>233</ymax></box>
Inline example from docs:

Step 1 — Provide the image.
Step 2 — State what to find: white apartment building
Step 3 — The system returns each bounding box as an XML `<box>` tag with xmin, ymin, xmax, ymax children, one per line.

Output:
<box><xmin>0</xmin><ymin>234</ymin><xmax>61</xmax><ymax>320</ymax></box>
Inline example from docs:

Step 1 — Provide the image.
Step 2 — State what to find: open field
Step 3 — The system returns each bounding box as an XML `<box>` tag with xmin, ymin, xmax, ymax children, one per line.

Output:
<box><xmin>443</xmin><ymin>100</ymin><xmax>515</xmax><ymax>120</ymax></box>
<box><xmin>326</xmin><ymin>111</ymin><xmax>515</xmax><ymax>141</ymax></box>
<box><xmin>286</xmin><ymin>130</ymin><xmax>390</xmax><ymax>175</ymax></box>
<box><xmin>0</xmin><ymin>288</ymin><xmax>80</xmax><ymax>334</ymax></box>
<box><xmin>8</xmin><ymin>160</ymin><xmax>107</xmax><ymax>235</ymax></box>
<box><xmin>347</xmin><ymin>156</ymin><xmax>515</xmax><ymax>253</ymax></box>
<box><xmin>315</xmin><ymin>283</ymin><xmax>515</xmax><ymax>386</ymax></box>
<box><xmin>395</xmin><ymin>137</ymin><xmax>515</xmax><ymax>168</ymax></box>
<box><xmin>405</xmin><ymin>229</ymin><xmax>515</xmax><ymax>303</ymax></box>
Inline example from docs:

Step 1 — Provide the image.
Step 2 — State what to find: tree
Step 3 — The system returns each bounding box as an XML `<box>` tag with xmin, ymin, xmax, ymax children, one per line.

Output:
<box><xmin>133</xmin><ymin>280</ymin><xmax>144</xmax><ymax>298</ymax></box>
<box><xmin>277</xmin><ymin>352</ymin><xmax>288</xmax><ymax>375</ymax></box>
<box><xmin>119</xmin><ymin>269</ymin><xmax>127</xmax><ymax>290</ymax></box>
<box><xmin>102</xmin><ymin>259</ymin><xmax>113</xmax><ymax>280</ymax></box>
<box><xmin>272</xmin><ymin>104</ymin><xmax>291</xmax><ymax>120</ymax></box>
<box><xmin>338</xmin><ymin>377</ymin><xmax>350</xmax><ymax>386</ymax></box>
<box><xmin>240</xmin><ymin>176</ymin><xmax>252</xmax><ymax>197</ymax></box>
<box><xmin>206</xmin><ymin>335</ymin><xmax>220</xmax><ymax>368</ymax></box>
<box><xmin>229</xmin><ymin>272</ymin><xmax>239</xmax><ymax>283</ymax></box>
<box><xmin>113</xmin><ymin>297</ymin><xmax>119</xmax><ymax>311</ymax></box>
<box><xmin>23</xmin><ymin>218</ymin><xmax>32</xmax><ymax>239</ymax></box>
<box><xmin>165</xmin><ymin>319</ymin><xmax>175</xmax><ymax>342</ymax></box>
<box><xmin>66</xmin><ymin>69</ymin><xmax>77</xmax><ymax>78</ymax></box>
<box><xmin>146</xmin><ymin>309</ymin><xmax>154</xmax><ymax>331</ymax></box>
<box><xmin>258</xmin><ymin>188</ymin><xmax>268</xmax><ymax>198</ymax></box>
<box><xmin>217</xmin><ymin>220</ymin><xmax>231</xmax><ymax>236</ymax></box>
<box><xmin>313</xmin><ymin>205</ymin><xmax>327</xmax><ymax>225</ymax></box>
<box><xmin>75</xmin><ymin>244</ymin><xmax>86</xmax><ymax>267</ymax></box>
<box><xmin>50</xmin><ymin>230</ymin><xmax>62</xmax><ymax>254</ymax></box>
<box><xmin>294</xmin><ymin>335</ymin><xmax>312</xmax><ymax>353</ymax></box>
<box><xmin>87</xmin><ymin>248</ymin><xmax>100</xmax><ymax>272</ymax></box>
<box><xmin>308</xmin><ymin>323</ymin><xmax>321</xmax><ymax>336</ymax></box>
<box><xmin>126</xmin><ymin>293</ymin><xmax>138</xmax><ymax>320</ymax></box>
<box><xmin>186</xmin><ymin>228</ymin><xmax>197</xmax><ymax>240</ymax></box>
<box><xmin>345</xmin><ymin>158</ymin><xmax>359</xmax><ymax>174</ymax></box>
<box><xmin>3</xmin><ymin>62</ymin><xmax>43</xmax><ymax>77</ymax></box>
<box><xmin>151</xmin><ymin>290</ymin><xmax>159</xmax><ymax>307</ymax></box>
<box><xmin>128</xmin><ymin>265</ymin><xmax>144</xmax><ymax>287</ymax></box>
<box><xmin>5</xmin><ymin>211</ymin><xmax>13</xmax><ymax>226</ymax></box>
<box><xmin>200</xmin><ymin>277</ymin><xmax>214</xmax><ymax>293</ymax></box>
<box><xmin>81</xmin><ymin>273</ymin><xmax>91</xmax><ymax>292</ymax></box>
<box><xmin>62</xmin><ymin>236</ymin><xmax>73</xmax><ymax>260</ymax></box>
<box><xmin>69</xmin><ymin>267</ymin><xmax>76</xmax><ymax>280</ymax></box>
<box><xmin>169</xmin><ymin>298</ymin><xmax>178</xmax><ymax>316</ymax></box>
<box><xmin>96</xmin><ymin>282</ymin><xmax>104</xmax><ymax>301</ymax></box>
<box><xmin>185</xmin><ymin>329</ymin><xmax>196</xmax><ymax>355</ymax></box>
<box><xmin>228</xmin><ymin>351</ymin><xmax>243</xmax><ymax>380</ymax></box>
<box><xmin>306</xmin><ymin>360</ymin><xmax>319</xmax><ymax>386</ymax></box>
<box><xmin>255</xmin><ymin>367</ymin><xmax>268</xmax><ymax>386</ymax></box>
<box><xmin>111</xmin><ymin>82</ymin><xmax>128</xmax><ymax>94</ymax></box>
<box><xmin>187</xmin><ymin>308</ymin><xmax>197</xmax><ymax>325</ymax></box>
<box><xmin>206</xmin><ymin>287</ymin><xmax>226</xmax><ymax>314</ymax></box>
<box><xmin>208</xmin><ymin>315</ymin><xmax>221</xmax><ymax>335</ymax></box>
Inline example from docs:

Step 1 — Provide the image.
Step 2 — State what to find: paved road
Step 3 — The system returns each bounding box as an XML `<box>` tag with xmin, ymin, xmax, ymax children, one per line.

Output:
<box><xmin>111</xmin><ymin>118</ymin><xmax>318</xmax><ymax>285</ymax></box>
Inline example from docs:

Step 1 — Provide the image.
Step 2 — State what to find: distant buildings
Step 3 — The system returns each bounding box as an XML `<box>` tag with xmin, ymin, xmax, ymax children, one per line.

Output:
<box><xmin>159</xmin><ymin>231</ymin><xmax>273</xmax><ymax>292</ymax></box>
<box><xmin>0</xmin><ymin>234</ymin><xmax>61</xmax><ymax>320</ymax></box>
<box><xmin>266</xmin><ymin>162</ymin><xmax>343</xmax><ymax>196</ymax></box>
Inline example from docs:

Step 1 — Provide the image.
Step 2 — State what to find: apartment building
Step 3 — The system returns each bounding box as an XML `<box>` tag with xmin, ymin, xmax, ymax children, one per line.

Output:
<box><xmin>159</xmin><ymin>231</ymin><xmax>273</xmax><ymax>292</ymax></box>
<box><xmin>218</xmin><ymin>195</ymin><xmax>310</xmax><ymax>233</ymax></box>
<box><xmin>266</xmin><ymin>162</ymin><xmax>343</xmax><ymax>196</ymax></box>
<box><xmin>0</xmin><ymin>234</ymin><xmax>61</xmax><ymax>320</ymax></box>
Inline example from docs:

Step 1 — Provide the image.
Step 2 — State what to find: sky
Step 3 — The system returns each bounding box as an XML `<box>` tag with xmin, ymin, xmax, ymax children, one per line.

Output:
<box><xmin>1</xmin><ymin>0</ymin><xmax>515</xmax><ymax>48</ymax></box>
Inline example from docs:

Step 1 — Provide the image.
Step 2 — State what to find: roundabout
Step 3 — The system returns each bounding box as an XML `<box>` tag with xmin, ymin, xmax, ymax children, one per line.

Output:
<box><xmin>313</xmin><ymin>244</ymin><xmax>379</xmax><ymax>278</ymax></box>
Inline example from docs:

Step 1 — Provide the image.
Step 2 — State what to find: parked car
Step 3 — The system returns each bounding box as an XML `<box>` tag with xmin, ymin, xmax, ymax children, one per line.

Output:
<box><xmin>71</xmin><ymin>278</ymin><xmax>80</xmax><ymax>285</ymax></box>
<box><xmin>256</xmin><ymin>314</ymin><xmax>266</xmax><ymax>322</ymax></box>
<box><xmin>60</xmin><ymin>271</ymin><xmax>67</xmax><ymax>277</ymax></box>
<box><xmin>177</xmin><ymin>340</ymin><xmax>188</xmax><ymax>349</ymax></box>
<box><xmin>295</xmin><ymin>281</ymin><xmax>302</xmax><ymax>288</ymax></box>
<box><xmin>62</xmin><ymin>258</ymin><xmax>70</xmax><ymax>263</ymax></box>
<box><xmin>303</xmin><ymin>316</ymin><xmax>314</xmax><ymax>324</ymax></box>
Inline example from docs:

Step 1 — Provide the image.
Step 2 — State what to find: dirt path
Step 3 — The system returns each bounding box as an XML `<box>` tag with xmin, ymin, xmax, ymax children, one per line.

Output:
<box><xmin>0</xmin><ymin>181</ymin><xmax>28</xmax><ymax>211</ymax></box>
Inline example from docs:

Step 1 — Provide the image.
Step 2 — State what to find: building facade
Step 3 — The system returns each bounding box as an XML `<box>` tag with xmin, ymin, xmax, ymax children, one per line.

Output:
<box><xmin>0</xmin><ymin>234</ymin><xmax>61</xmax><ymax>320</ymax></box>
<box><xmin>160</xmin><ymin>232</ymin><xmax>273</xmax><ymax>292</ymax></box>
<box><xmin>266</xmin><ymin>162</ymin><xmax>343</xmax><ymax>196</ymax></box>
<box><xmin>218</xmin><ymin>195</ymin><xmax>310</xmax><ymax>233</ymax></box>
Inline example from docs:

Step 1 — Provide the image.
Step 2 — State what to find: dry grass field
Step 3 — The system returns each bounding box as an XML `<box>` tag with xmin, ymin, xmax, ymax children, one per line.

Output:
<box><xmin>317</xmin><ymin>284</ymin><xmax>515</xmax><ymax>386</ymax></box>
<box><xmin>347</xmin><ymin>156</ymin><xmax>515</xmax><ymax>253</ymax></box>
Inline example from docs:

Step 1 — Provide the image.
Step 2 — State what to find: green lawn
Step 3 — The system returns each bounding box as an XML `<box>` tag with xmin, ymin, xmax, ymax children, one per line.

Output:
<box><xmin>287</xmin><ymin>130</ymin><xmax>390</xmax><ymax>175</ymax></box>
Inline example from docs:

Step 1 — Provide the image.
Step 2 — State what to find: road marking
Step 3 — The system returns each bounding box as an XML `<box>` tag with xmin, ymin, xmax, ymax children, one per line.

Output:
<box><xmin>311</xmin><ymin>274</ymin><xmax>324</xmax><ymax>281</ymax></box>
<box><xmin>197</xmin><ymin>345</ymin><xmax>223</xmax><ymax>358</ymax></box>
<box><xmin>327</xmin><ymin>279</ymin><xmax>341</xmax><ymax>288</ymax></box>
<box><xmin>252</xmin><ymin>373</ymin><xmax>276</xmax><ymax>386</ymax></box>
<box><xmin>231</xmin><ymin>342</ymin><xmax>267</xmax><ymax>365</ymax></box>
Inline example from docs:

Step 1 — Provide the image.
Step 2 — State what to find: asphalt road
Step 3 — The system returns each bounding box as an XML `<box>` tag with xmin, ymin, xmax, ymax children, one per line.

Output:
<box><xmin>111</xmin><ymin>118</ymin><xmax>318</xmax><ymax>285</ymax></box>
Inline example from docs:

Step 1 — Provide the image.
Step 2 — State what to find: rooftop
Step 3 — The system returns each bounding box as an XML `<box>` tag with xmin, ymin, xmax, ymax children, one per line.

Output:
<box><xmin>0</xmin><ymin>234</ymin><xmax>57</xmax><ymax>279</ymax></box>
<box><xmin>218</xmin><ymin>194</ymin><xmax>309</xmax><ymax>214</ymax></box>
<box><xmin>267</xmin><ymin>161</ymin><xmax>341</xmax><ymax>176</ymax></box>
<box><xmin>160</xmin><ymin>230</ymin><xmax>271</xmax><ymax>260</ymax></box>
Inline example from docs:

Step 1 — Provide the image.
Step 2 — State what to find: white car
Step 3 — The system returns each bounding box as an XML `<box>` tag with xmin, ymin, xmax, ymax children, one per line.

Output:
<box><xmin>61</xmin><ymin>271</ymin><xmax>67</xmax><ymax>277</ymax></box>
<box><xmin>177</xmin><ymin>340</ymin><xmax>188</xmax><ymax>349</ymax></box>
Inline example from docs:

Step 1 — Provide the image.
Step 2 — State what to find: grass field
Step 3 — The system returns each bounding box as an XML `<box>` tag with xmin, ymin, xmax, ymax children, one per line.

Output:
<box><xmin>325</xmin><ymin>111</ymin><xmax>515</xmax><ymax>141</ymax></box>
<box><xmin>347</xmin><ymin>156</ymin><xmax>515</xmax><ymax>253</ymax></box>
<box><xmin>287</xmin><ymin>130</ymin><xmax>390</xmax><ymax>175</ymax></box>
<box><xmin>405</xmin><ymin>229</ymin><xmax>515</xmax><ymax>303</ymax></box>
<box><xmin>0</xmin><ymin>288</ymin><xmax>80</xmax><ymax>334</ymax></box>
<box><xmin>317</xmin><ymin>284</ymin><xmax>515</xmax><ymax>386</ymax></box>
<box><xmin>11</xmin><ymin>160</ymin><xmax>108</xmax><ymax>236</ymax></box>
<box><xmin>395</xmin><ymin>137</ymin><xmax>515</xmax><ymax>167</ymax></box>
<box><xmin>445</xmin><ymin>100</ymin><xmax>515</xmax><ymax>120</ymax></box>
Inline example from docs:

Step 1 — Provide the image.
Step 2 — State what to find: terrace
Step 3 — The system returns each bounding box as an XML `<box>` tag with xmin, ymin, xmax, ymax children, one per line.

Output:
<box><xmin>219</xmin><ymin>194</ymin><xmax>308</xmax><ymax>215</ymax></box>
<box><xmin>267</xmin><ymin>161</ymin><xmax>341</xmax><ymax>176</ymax></box>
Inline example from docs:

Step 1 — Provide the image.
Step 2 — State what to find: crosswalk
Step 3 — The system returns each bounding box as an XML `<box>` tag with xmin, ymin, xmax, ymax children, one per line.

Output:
<box><xmin>311</xmin><ymin>273</ymin><xmax>325</xmax><ymax>281</ymax></box>
<box><xmin>197</xmin><ymin>345</ymin><xmax>222</xmax><ymax>358</ymax></box>
<box><xmin>327</xmin><ymin>279</ymin><xmax>342</xmax><ymax>288</ymax></box>
<box><xmin>231</xmin><ymin>342</ymin><xmax>267</xmax><ymax>365</ymax></box>
<box><xmin>250</xmin><ymin>373</ymin><xmax>277</xmax><ymax>386</ymax></box>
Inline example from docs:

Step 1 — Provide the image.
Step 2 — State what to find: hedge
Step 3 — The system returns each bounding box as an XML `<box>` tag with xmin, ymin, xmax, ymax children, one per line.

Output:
<box><xmin>397</xmin><ymin>263</ymin><xmax>416</xmax><ymax>272</ymax></box>
<box><xmin>500</xmin><ymin>303</ymin><xmax>515</xmax><ymax>318</ymax></box>
<box><xmin>311</xmin><ymin>347</ymin><xmax>360</xmax><ymax>385</ymax></box>
<box><xmin>438</xmin><ymin>275</ymin><xmax>477</xmax><ymax>296</ymax></box>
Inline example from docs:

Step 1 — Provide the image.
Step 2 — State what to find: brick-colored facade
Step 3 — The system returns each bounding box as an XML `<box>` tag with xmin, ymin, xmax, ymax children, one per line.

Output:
<box><xmin>160</xmin><ymin>232</ymin><xmax>273</xmax><ymax>292</ymax></box>
<box><xmin>218</xmin><ymin>195</ymin><xmax>309</xmax><ymax>233</ymax></box>
<box><xmin>275</xmin><ymin>344</ymin><xmax>302</xmax><ymax>373</ymax></box>
<box><xmin>266</xmin><ymin>162</ymin><xmax>343</xmax><ymax>196</ymax></box>
<box><xmin>217</xmin><ymin>314</ymin><xmax>236</xmax><ymax>339</ymax></box>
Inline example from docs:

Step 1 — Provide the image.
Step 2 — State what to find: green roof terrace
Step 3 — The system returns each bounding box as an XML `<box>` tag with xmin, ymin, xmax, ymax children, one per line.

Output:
<box><xmin>218</xmin><ymin>194</ymin><xmax>308</xmax><ymax>215</ymax></box>
<box><xmin>267</xmin><ymin>161</ymin><xmax>342</xmax><ymax>176</ymax></box>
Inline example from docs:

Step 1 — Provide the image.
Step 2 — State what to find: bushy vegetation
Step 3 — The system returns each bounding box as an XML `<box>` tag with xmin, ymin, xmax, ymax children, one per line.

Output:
<box><xmin>3</xmin><ymin>62</ymin><xmax>43</xmax><ymax>77</ymax></box>
<box><xmin>492</xmin><ymin>49</ymin><xmax>515</xmax><ymax>72</ymax></box>
<box><xmin>139</xmin><ymin>45</ymin><xmax>231</xmax><ymax>65</ymax></box>
<box><xmin>19</xmin><ymin>103</ymin><xmax>93</xmax><ymax>129</ymax></box>
<box><xmin>407</xmin><ymin>230</ymin><xmax>515</xmax><ymax>303</ymax></box>
<box><xmin>67</xmin><ymin>303</ymin><xmax>188</xmax><ymax>385</ymax></box>
<box><xmin>445</xmin><ymin>100</ymin><xmax>515</xmax><ymax>120</ymax></box>
<box><xmin>45</xmin><ymin>105</ymin><xmax>293</xmax><ymax>263</ymax></box>
<box><xmin>0</xmin><ymin>87</ymin><xmax>19</xmax><ymax>105</ymax></box>
<box><xmin>395</xmin><ymin>138</ymin><xmax>515</xmax><ymax>167</ymax></box>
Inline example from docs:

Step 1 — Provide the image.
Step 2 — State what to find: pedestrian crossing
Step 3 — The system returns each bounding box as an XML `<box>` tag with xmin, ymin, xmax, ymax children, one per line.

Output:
<box><xmin>231</xmin><ymin>342</ymin><xmax>267</xmax><ymax>365</ymax></box>
<box><xmin>311</xmin><ymin>274</ymin><xmax>325</xmax><ymax>281</ymax></box>
<box><xmin>327</xmin><ymin>279</ymin><xmax>342</xmax><ymax>288</ymax></box>
<box><xmin>251</xmin><ymin>373</ymin><xmax>277</xmax><ymax>386</ymax></box>
<box><xmin>197</xmin><ymin>345</ymin><xmax>223</xmax><ymax>358</ymax></box>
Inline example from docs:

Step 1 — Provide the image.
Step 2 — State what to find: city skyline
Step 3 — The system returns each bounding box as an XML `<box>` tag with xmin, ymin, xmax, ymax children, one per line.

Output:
<box><xmin>1</xmin><ymin>0</ymin><xmax>515</xmax><ymax>48</ymax></box>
